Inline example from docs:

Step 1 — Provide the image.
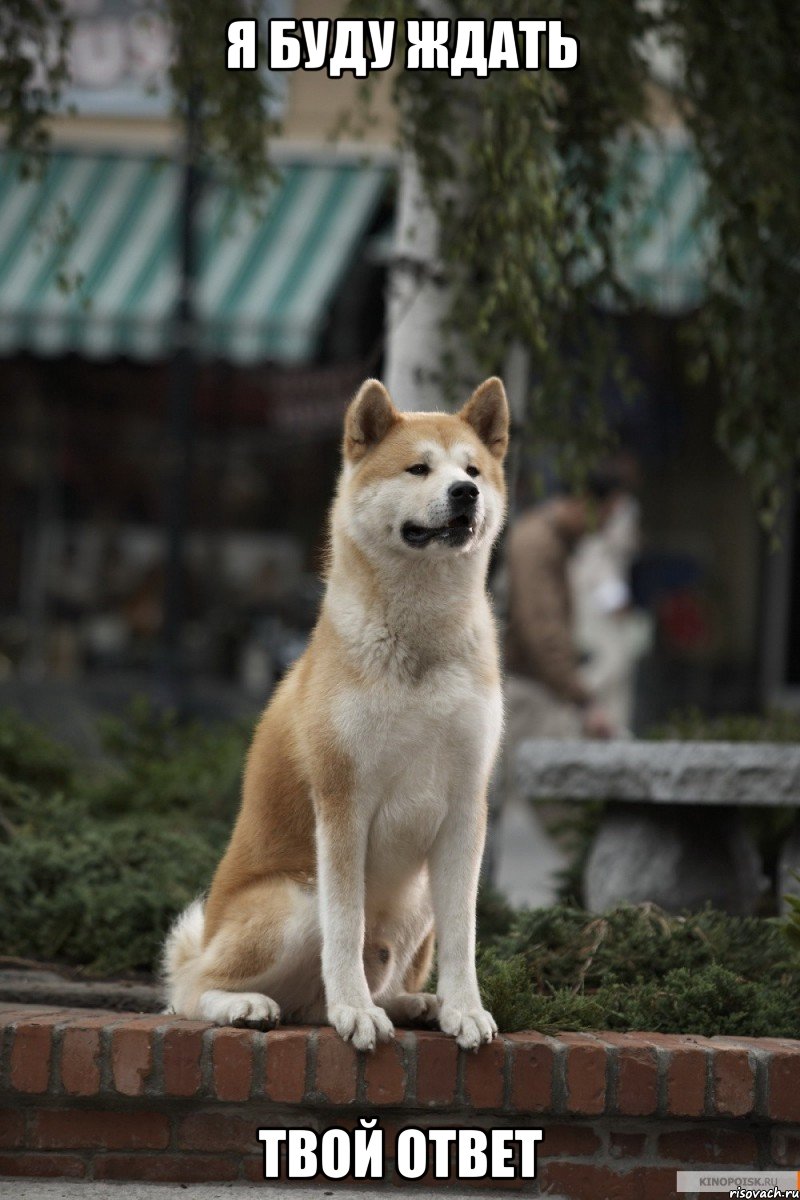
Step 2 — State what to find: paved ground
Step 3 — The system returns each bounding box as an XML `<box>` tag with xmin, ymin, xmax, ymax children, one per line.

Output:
<box><xmin>1</xmin><ymin>1182</ymin><xmax>541</xmax><ymax>1199</ymax></box>
<box><xmin>493</xmin><ymin>796</ymin><xmax>566</xmax><ymax>909</ymax></box>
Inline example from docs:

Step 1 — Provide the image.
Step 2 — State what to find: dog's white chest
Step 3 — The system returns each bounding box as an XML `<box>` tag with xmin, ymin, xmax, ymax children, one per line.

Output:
<box><xmin>333</xmin><ymin>662</ymin><xmax>502</xmax><ymax>885</ymax></box>
<box><xmin>335</xmin><ymin>661</ymin><xmax>497</xmax><ymax>777</ymax></box>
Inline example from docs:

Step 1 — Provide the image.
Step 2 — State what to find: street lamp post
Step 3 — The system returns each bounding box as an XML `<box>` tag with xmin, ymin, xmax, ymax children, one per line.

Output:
<box><xmin>160</xmin><ymin>82</ymin><xmax>202</xmax><ymax>714</ymax></box>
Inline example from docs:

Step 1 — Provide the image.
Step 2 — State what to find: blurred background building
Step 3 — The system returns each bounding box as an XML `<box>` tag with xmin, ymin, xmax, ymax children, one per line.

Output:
<box><xmin>0</xmin><ymin>0</ymin><xmax>796</xmax><ymax>729</ymax></box>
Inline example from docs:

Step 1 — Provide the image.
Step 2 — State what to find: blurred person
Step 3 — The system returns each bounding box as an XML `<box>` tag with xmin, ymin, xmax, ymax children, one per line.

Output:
<box><xmin>503</xmin><ymin>469</ymin><xmax>627</xmax><ymax>744</ymax></box>
<box><xmin>570</xmin><ymin>489</ymin><xmax>653</xmax><ymax>733</ymax></box>
<box><xmin>488</xmin><ymin>469</ymin><xmax>628</xmax><ymax>908</ymax></box>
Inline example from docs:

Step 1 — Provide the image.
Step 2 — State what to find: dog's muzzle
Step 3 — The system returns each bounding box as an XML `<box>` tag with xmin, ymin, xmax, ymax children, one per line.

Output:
<box><xmin>401</xmin><ymin>482</ymin><xmax>480</xmax><ymax>548</ymax></box>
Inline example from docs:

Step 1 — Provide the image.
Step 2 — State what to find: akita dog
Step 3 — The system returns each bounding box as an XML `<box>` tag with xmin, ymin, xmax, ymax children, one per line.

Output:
<box><xmin>163</xmin><ymin>376</ymin><xmax>509</xmax><ymax>1051</ymax></box>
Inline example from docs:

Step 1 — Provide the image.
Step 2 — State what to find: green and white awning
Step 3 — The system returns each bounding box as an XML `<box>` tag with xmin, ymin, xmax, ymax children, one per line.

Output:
<box><xmin>611</xmin><ymin>133</ymin><xmax>711</xmax><ymax>312</ymax></box>
<box><xmin>0</xmin><ymin>152</ymin><xmax>389</xmax><ymax>363</ymax></box>
<box><xmin>0</xmin><ymin>136</ymin><xmax>708</xmax><ymax>362</ymax></box>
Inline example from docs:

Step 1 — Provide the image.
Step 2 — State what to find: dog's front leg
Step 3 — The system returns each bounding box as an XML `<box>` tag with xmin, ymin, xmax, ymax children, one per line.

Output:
<box><xmin>428</xmin><ymin>795</ymin><xmax>497</xmax><ymax>1051</ymax></box>
<box><xmin>316</xmin><ymin>810</ymin><xmax>394</xmax><ymax>1052</ymax></box>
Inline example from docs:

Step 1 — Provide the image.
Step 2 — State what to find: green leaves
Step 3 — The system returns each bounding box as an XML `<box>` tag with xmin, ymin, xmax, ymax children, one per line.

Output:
<box><xmin>0</xmin><ymin>0</ymin><xmax>71</xmax><ymax>164</ymax></box>
<box><xmin>659</xmin><ymin>0</ymin><xmax>800</xmax><ymax>523</ymax></box>
<box><xmin>784</xmin><ymin>874</ymin><xmax>800</xmax><ymax>953</ymax></box>
<box><xmin>349</xmin><ymin>0</ymin><xmax>800</xmax><ymax>514</ymax></box>
<box><xmin>8</xmin><ymin>2</ymin><xmax>797</xmax><ymax>511</ymax></box>
<box><xmin>165</xmin><ymin>0</ymin><xmax>279</xmax><ymax>197</ymax></box>
<box><xmin>3</xmin><ymin>704</ymin><xmax>800</xmax><ymax>1032</ymax></box>
<box><xmin>0</xmin><ymin>702</ymin><xmax>248</xmax><ymax>975</ymax></box>
<box><xmin>476</xmin><ymin>898</ymin><xmax>800</xmax><ymax>1036</ymax></box>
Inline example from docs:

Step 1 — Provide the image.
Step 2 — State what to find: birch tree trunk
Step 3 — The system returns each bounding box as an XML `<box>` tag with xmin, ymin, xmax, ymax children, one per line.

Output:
<box><xmin>383</xmin><ymin>151</ymin><xmax>452</xmax><ymax>412</ymax></box>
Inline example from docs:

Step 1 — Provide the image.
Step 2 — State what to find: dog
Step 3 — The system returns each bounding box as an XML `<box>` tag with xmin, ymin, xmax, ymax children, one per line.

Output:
<box><xmin>163</xmin><ymin>375</ymin><xmax>509</xmax><ymax>1051</ymax></box>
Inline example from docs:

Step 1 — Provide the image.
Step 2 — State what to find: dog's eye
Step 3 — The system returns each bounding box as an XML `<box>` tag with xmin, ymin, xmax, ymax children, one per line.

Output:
<box><xmin>466</xmin><ymin>465</ymin><xmax>480</xmax><ymax>478</ymax></box>
<box><xmin>406</xmin><ymin>463</ymin><xmax>430</xmax><ymax>476</ymax></box>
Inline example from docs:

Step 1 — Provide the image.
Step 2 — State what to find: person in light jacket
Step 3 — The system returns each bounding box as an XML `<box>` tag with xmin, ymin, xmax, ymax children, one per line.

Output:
<box><xmin>503</xmin><ymin>469</ymin><xmax>627</xmax><ymax>745</ymax></box>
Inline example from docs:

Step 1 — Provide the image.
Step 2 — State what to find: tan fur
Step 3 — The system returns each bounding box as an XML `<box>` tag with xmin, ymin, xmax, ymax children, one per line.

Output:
<box><xmin>163</xmin><ymin>377</ymin><xmax>509</xmax><ymax>1050</ymax></box>
<box><xmin>403</xmin><ymin>928</ymin><xmax>436</xmax><ymax>993</ymax></box>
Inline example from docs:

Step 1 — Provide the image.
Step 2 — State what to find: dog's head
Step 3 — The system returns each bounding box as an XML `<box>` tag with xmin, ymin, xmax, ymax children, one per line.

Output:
<box><xmin>336</xmin><ymin>377</ymin><xmax>509</xmax><ymax>562</ymax></box>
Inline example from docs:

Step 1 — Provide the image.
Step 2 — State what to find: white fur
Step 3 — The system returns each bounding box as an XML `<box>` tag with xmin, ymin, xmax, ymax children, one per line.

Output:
<box><xmin>199</xmin><ymin>989</ymin><xmax>280</xmax><ymax>1027</ymax></box>
<box><xmin>161</xmin><ymin>898</ymin><xmax>204</xmax><ymax>992</ymax></box>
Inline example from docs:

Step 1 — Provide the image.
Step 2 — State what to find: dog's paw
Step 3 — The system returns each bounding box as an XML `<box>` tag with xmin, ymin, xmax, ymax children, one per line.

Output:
<box><xmin>199</xmin><ymin>989</ymin><xmax>281</xmax><ymax>1029</ymax></box>
<box><xmin>384</xmin><ymin>992</ymin><xmax>440</xmax><ymax>1025</ymax></box>
<box><xmin>438</xmin><ymin>1002</ymin><xmax>497</xmax><ymax>1050</ymax></box>
<box><xmin>329</xmin><ymin>1003</ymin><xmax>394</xmax><ymax>1051</ymax></box>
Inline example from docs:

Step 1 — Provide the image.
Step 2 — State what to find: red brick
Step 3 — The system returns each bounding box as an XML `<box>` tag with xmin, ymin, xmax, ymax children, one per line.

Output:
<box><xmin>463</xmin><ymin>1036</ymin><xmax>505</xmax><ymax>1110</ymax></box>
<box><xmin>9</xmin><ymin>1016</ymin><xmax>62</xmax><ymax>1093</ymax></box>
<box><xmin>111</xmin><ymin>1024</ymin><xmax>155</xmax><ymax>1096</ymax></box>
<box><xmin>364</xmin><ymin>1035</ymin><xmax>408</xmax><ymax>1105</ymax></box>
<box><xmin>264</xmin><ymin>1028</ymin><xmax>308</xmax><ymax>1102</ymax></box>
<box><xmin>314</xmin><ymin>1028</ymin><xmax>358</xmax><ymax>1104</ymax></box>
<box><xmin>639</xmin><ymin>1031</ymin><xmax>712</xmax><ymax>1120</ymax></box>
<box><xmin>211</xmin><ymin>1027</ymin><xmax>254</xmax><ymax>1102</ymax></box>
<box><xmin>508</xmin><ymin>1033</ymin><xmax>555</xmax><ymax>1113</ymax></box>
<box><xmin>562</xmin><ymin>1033</ymin><xmax>606</xmax><ymax>1116</ymax></box>
<box><xmin>60</xmin><ymin>1027</ymin><xmax>102</xmax><ymax>1097</ymax></box>
<box><xmin>539</xmin><ymin>1163</ymin><xmax>639</xmax><ymax>1200</ymax></box>
<box><xmin>0</xmin><ymin>1152</ymin><xmax>86</xmax><ymax>1178</ymax></box>
<box><xmin>538</xmin><ymin>1124</ymin><xmax>602</xmax><ymax>1157</ymax></box>
<box><xmin>771</xmin><ymin>1129</ymin><xmax>800</xmax><ymax>1166</ymax></box>
<box><xmin>713</xmin><ymin>1047</ymin><xmax>755</xmax><ymax>1117</ymax></box>
<box><xmin>0</xmin><ymin>1106</ymin><xmax>25</xmax><ymax>1148</ymax></box>
<box><xmin>603</xmin><ymin>1035</ymin><xmax>658</xmax><ymax>1116</ymax></box>
<box><xmin>769</xmin><ymin>1048</ymin><xmax>800</xmax><ymax>1122</ymax></box>
<box><xmin>31</xmin><ymin>1109</ymin><xmax>169</xmax><ymax>1151</ymax></box>
<box><xmin>95</xmin><ymin>1153</ymin><xmax>239</xmax><ymax>1183</ymax></box>
<box><xmin>415</xmin><ymin>1032</ymin><xmax>458</xmax><ymax>1105</ymax></box>
<box><xmin>162</xmin><ymin>1022</ymin><xmax>207</xmax><ymax>1097</ymax></box>
<box><xmin>666</xmin><ymin>1045</ymin><xmax>708</xmax><ymax>1117</ymax></box>
<box><xmin>609</xmin><ymin>1131</ymin><xmax>647</xmax><ymax>1159</ymax></box>
<box><xmin>244</xmin><ymin>1155</ymin><xmax>268</xmax><ymax>1183</ymax></box>
<box><xmin>177</xmin><ymin>1111</ymin><xmax>255</xmax><ymax>1153</ymax></box>
<box><xmin>658</xmin><ymin>1127</ymin><xmax>758</xmax><ymax>1165</ymax></box>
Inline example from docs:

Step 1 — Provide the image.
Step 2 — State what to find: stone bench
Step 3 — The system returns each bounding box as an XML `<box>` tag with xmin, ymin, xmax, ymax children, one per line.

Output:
<box><xmin>516</xmin><ymin>740</ymin><xmax>800</xmax><ymax>914</ymax></box>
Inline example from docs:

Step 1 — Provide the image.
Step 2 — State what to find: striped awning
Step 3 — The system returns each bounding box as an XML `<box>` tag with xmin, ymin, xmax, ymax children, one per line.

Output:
<box><xmin>611</xmin><ymin>133</ymin><xmax>711</xmax><ymax>313</ymax></box>
<box><xmin>0</xmin><ymin>152</ymin><xmax>389</xmax><ymax>363</ymax></box>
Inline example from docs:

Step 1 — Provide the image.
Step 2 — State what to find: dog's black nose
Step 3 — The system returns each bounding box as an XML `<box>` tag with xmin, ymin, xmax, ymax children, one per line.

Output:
<box><xmin>448</xmin><ymin>480</ymin><xmax>479</xmax><ymax>508</ymax></box>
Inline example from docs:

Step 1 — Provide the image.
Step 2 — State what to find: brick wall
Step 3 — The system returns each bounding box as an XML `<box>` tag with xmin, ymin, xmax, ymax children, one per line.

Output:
<box><xmin>1</xmin><ymin>1004</ymin><xmax>799</xmax><ymax>1197</ymax></box>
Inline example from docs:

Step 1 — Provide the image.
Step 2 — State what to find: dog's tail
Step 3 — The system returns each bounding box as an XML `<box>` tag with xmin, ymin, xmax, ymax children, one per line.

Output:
<box><xmin>161</xmin><ymin>898</ymin><xmax>206</xmax><ymax>1014</ymax></box>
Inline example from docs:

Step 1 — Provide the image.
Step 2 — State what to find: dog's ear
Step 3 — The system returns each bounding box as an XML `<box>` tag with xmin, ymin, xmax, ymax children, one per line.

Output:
<box><xmin>344</xmin><ymin>379</ymin><xmax>400</xmax><ymax>462</ymax></box>
<box><xmin>459</xmin><ymin>377</ymin><xmax>509</xmax><ymax>460</ymax></box>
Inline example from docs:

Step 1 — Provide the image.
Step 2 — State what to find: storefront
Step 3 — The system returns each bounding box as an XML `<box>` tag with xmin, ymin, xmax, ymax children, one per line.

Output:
<box><xmin>0</xmin><ymin>148</ymin><xmax>392</xmax><ymax>685</ymax></box>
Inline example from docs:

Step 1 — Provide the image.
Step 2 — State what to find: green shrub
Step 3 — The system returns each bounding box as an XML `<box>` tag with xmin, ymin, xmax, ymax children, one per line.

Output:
<box><xmin>493</xmin><ymin>903</ymin><xmax>795</xmax><ymax>990</ymax></box>
<box><xmin>0</xmin><ymin>701</ymin><xmax>246</xmax><ymax>975</ymax></box>
<box><xmin>437</xmin><ymin>891</ymin><xmax>800</xmax><ymax>1036</ymax></box>
<box><xmin>478</xmin><ymin>958</ymin><xmax>799</xmax><ymax>1040</ymax></box>
<box><xmin>2</xmin><ymin>705</ymin><xmax>800</xmax><ymax>1038</ymax></box>
<box><xmin>475</xmin><ymin>902</ymin><xmax>800</xmax><ymax>1037</ymax></box>
<box><xmin>0</xmin><ymin>707</ymin><xmax>74</xmax><ymax>791</ymax></box>
<box><xmin>785</xmin><ymin>873</ymin><xmax>800</xmax><ymax>954</ymax></box>
<box><xmin>0</xmin><ymin>810</ymin><xmax>226</xmax><ymax>974</ymax></box>
<box><xmin>89</xmin><ymin>697</ymin><xmax>248</xmax><ymax>820</ymax></box>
